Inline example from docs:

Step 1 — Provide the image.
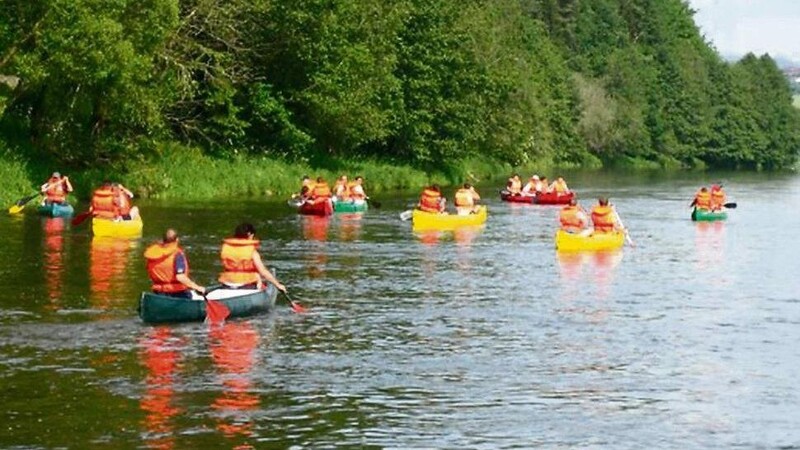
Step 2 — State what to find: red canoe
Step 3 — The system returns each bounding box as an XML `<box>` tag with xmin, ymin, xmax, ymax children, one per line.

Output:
<box><xmin>299</xmin><ymin>199</ymin><xmax>333</xmax><ymax>216</ymax></box>
<box><xmin>499</xmin><ymin>190</ymin><xmax>574</xmax><ymax>205</ymax></box>
<box><xmin>533</xmin><ymin>191</ymin><xmax>574</xmax><ymax>205</ymax></box>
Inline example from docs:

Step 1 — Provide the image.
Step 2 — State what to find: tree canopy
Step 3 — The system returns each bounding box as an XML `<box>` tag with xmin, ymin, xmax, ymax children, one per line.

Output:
<box><xmin>1</xmin><ymin>0</ymin><xmax>797</xmax><ymax>170</ymax></box>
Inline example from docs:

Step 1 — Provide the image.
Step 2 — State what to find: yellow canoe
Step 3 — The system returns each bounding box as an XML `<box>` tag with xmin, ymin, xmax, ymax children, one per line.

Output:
<box><xmin>412</xmin><ymin>206</ymin><xmax>487</xmax><ymax>230</ymax></box>
<box><xmin>92</xmin><ymin>216</ymin><xmax>144</xmax><ymax>238</ymax></box>
<box><xmin>555</xmin><ymin>229</ymin><xmax>624</xmax><ymax>251</ymax></box>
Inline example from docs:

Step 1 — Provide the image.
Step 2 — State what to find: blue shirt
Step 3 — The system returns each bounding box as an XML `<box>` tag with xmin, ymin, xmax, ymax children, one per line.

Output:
<box><xmin>174</xmin><ymin>252</ymin><xmax>187</xmax><ymax>275</ymax></box>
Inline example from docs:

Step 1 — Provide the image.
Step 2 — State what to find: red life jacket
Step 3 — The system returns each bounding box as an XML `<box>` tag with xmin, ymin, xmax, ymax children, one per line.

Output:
<box><xmin>419</xmin><ymin>188</ymin><xmax>442</xmax><ymax>213</ymax></box>
<box><xmin>695</xmin><ymin>190</ymin><xmax>711</xmax><ymax>210</ymax></box>
<box><xmin>591</xmin><ymin>205</ymin><xmax>615</xmax><ymax>233</ymax></box>
<box><xmin>144</xmin><ymin>242</ymin><xmax>188</xmax><ymax>293</ymax></box>
<box><xmin>559</xmin><ymin>205</ymin><xmax>586</xmax><ymax>232</ymax></box>
<box><xmin>45</xmin><ymin>177</ymin><xmax>66</xmax><ymax>203</ymax></box>
<box><xmin>218</xmin><ymin>238</ymin><xmax>260</xmax><ymax>285</ymax></box>
<box><xmin>91</xmin><ymin>187</ymin><xmax>116</xmax><ymax>219</ymax></box>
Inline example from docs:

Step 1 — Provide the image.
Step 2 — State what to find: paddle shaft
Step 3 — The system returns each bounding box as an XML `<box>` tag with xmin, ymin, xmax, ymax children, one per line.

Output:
<box><xmin>613</xmin><ymin>208</ymin><xmax>635</xmax><ymax>247</ymax></box>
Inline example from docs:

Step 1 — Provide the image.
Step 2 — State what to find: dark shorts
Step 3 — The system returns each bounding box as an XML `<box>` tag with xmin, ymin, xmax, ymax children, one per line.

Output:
<box><xmin>120</xmin><ymin>214</ymin><xmax>132</xmax><ymax>220</ymax></box>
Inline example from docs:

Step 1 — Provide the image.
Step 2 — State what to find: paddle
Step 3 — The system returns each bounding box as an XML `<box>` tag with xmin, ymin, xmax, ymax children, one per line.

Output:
<box><xmin>281</xmin><ymin>290</ymin><xmax>307</xmax><ymax>313</ymax></box>
<box><xmin>613</xmin><ymin>208</ymin><xmax>635</xmax><ymax>247</ymax></box>
<box><xmin>71</xmin><ymin>210</ymin><xmax>93</xmax><ymax>226</ymax></box>
<box><xmin>200</xmin><ymin>284</ymin><xmax>230</xmax><ymax>325</ymax></box>
<box><xmin>723</xmin><ymin>202</ymin><xmax>737</xmax><ymax>209</ymax></box>
<box><xmin>400</xmin><ymin>210</ymin><xmax>413</xmax><ymax>221</ymax></box>
<box><xmin>8</xmin><ymin>192</ymin><xmax>42</xmax><ymax>214</ymax></box>
<box><xmin>365</xmin><ymin>197</ymin><xmax>381</xmax><ymax>208</ymax></box>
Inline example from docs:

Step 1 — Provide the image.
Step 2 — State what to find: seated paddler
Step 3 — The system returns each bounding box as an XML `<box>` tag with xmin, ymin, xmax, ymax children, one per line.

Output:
<box><xmin>144</xmin><ymin>229</ymin><xmax>205</xmax><ymax>299</ymax></box>
<box><xmin>218</xmin><ymin>223</ymin><xmax>287</xmax><ymax>293</ymax></box>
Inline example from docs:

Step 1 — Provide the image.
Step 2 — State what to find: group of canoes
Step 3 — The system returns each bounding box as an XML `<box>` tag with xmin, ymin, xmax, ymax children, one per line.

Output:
<box><xmin>26</xmin><ymin>172</ymin><xmax>144</xmax><ymax>237</ymax></box>
<box><xmin>293</xmin><ymin>175</ymin><xmax>370</xmax><ymax>215</ymax></box>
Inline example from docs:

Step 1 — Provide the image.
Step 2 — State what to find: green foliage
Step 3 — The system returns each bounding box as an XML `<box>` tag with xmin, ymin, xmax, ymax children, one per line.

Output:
<box><xmin>0</xmin><ymin>0</ymin><xmax>797</xmax><ymax>175</ymax></box>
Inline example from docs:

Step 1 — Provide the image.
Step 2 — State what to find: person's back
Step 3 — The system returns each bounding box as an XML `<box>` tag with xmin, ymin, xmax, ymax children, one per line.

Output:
<box><xmin>91</xmin><ymin>182</ymin><xmax>116</xmax><ymax>219</ymax></box>
<box><xmin>710</xmin><ymin>185</ymin><xmax>726</xmax><ymax>211</ymax></box>
<box><xmin>539</xmin><ymin>177</ymin><xmax>551</xmax><ymax>193</ymax></box>
<box><xmin>551</xmin><ymin>177</ymin><xmax>569</xmax><ymax>194</ymax></box>
<box><xmin>694</xmin><ymin>187</ymin><xmax>711</xmax><ymax>211</ymax></box>
<box><xmin>334</xmin><ymin>176</ymin><xmax>350</xmax><ymax>201</ymax></box>
<box><xmin>591</xmin><ymin>198</ymin><xmax>616</xmax><ymax>234</ymax></box>
<box><xmin>559</xmin><ymin>199</ymin><xmax>587</xmax><ymax>234</ymax></box>
<box><xmin>350</xmin><ymin>176</ymin><xmax>366</xmax><ymax>203</ymax></box>
<box><xmin>144</xmin><ymin>229</ymin><xmax>204</xmax><ymax>298</ymax></box>
<box><xmin>454</xmin><ymin>183</ymin><xmax>480</xmax><ymax>215</ymax></box>
<box><xmin>218</xmin><ymin>223</ymin><xmax>286</xmax><ymax>292</ymax></box>
<box><xmin>522</xmin><ymin>176</ymin><xmax>539</xmax><ymax>196</ymax></box>
<box><xmin>419</xmin><ymin>185</ymin><xmax>444</xmax><ymax>213</ymax></box>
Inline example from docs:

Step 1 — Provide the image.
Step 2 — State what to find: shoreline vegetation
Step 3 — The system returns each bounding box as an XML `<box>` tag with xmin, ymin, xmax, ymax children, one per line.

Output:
<box><xmin>2</xmin><ymin>0</ymin><xmax>800</xmax><ymax>206</ymax></box>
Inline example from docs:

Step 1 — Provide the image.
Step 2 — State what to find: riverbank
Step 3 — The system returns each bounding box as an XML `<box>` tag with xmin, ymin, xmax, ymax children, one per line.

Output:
<box><xmin>0</xmin><ymin>144</ymin><xmax>713</xmax><ymax>206</ymax></box>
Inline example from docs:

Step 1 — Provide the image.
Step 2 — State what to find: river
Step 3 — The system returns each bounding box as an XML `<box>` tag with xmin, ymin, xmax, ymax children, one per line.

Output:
<box><xmin>1</xmin><ymin>170</ymin><xmax>799</xmax><ymax>449</ymax></box>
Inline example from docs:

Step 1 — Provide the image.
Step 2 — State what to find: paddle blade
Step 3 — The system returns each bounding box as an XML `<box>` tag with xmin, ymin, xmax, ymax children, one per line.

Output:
<box><xmin>367</xmin><ymin>199</ymin><xmax>381</xmax><ymax>209</ymax></box>
<box><xmin>724</xmin><ymin>202</ymin><xmax>737</xmax><ymax>209</ymax></box>
<box><xmin>71</xmin><ymin>210</ymin><xmax>92</xmax><ymax>226</ymax></box>
<box><xmin>8</xmin><ymin>204</ymin><xmax>24</xmax><ymax>214</ymax></box>
<box><xmin>282</xmin><ymin>291</ymin><xmax>307</xmax><ymax>313</ymax></box>
<box><xmin>205</xmin><ymin>299</ymin><xmax>230</xmax><ymax>324</ymax></box>
<box><xmin>399</xmin><ymin>210</ymin><xmax>413</xmax><ymax>221</ymax></box>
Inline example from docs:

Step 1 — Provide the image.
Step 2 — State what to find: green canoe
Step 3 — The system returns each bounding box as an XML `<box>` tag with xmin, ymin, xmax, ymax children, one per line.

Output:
<box><xmin>333</xmin><ymin>200</ymin><xmax>368</xmax><ymax>213</ymax></box>
<box><xmin>37</xmin><ymin>203</ymin><xmax>74</xmax><ymax>217</ymax></box>
<box><xmin>138</xmin><ymin>284</ymin><xmax>278</xmax><ymax>324</ymax></box>
<box><xmin>691</xmin><ymin>208</ymin><xmax>727</xmax><ymax>222</ymax></box>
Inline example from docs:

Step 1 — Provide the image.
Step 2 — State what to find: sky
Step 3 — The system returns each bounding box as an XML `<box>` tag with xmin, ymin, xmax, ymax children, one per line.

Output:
<box><xmin>688</xmin><ymin>0</ymin><xmax>800</xmax><ymax>65</ymax></box>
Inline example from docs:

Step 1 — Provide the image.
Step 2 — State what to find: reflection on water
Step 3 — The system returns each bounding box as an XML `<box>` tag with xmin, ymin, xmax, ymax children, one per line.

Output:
<box><xmin>557</xmin><ymin>250</ymin><xmax>623</xmax><ymax>304</ymax></box>
<box><xmin>337</xmin><ymin>214</ymin><xmax>363</xmax><ymax>242</ymax></box>
<box><xmin>210</xmin><ymin>322</ymin><xmax>260</xmax><ymax>448</ymax></box>
<box><xmin>302</xmin><ymin>216</ymin><xmax>329</xmax><ymax>278</ymax></box>
<box><xmin>139</xmin><ymin>327</ymin><xmax>184</xmax><ymax>450</ymax></box>
<box><xmin>43</xmin><ymin>218</ymin><xmax>66</xmax><ymax>307</ymax></box>
<box><xmin>90</xmin><ymin>237</ymin><xmax>139</xmax><ymax>314</ymax></box>
<box><xmin>694</xmin><ymin>221</ymin><xmax>725</xmax><ymax>278</ymax></box>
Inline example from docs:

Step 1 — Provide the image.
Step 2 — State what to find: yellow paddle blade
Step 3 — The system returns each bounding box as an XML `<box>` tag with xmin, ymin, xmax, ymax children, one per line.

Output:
<box><xmin>8</xmin><ymin>204</ymin><xmax>24</xmax><ymax>214</ymax></box>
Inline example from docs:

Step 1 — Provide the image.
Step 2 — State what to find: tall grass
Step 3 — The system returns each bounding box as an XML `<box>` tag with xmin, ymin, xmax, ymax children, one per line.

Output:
<box><xmin>0</xmin><ymin>146</ymin><xmax>37</xmax><ymax>207</ymax></box>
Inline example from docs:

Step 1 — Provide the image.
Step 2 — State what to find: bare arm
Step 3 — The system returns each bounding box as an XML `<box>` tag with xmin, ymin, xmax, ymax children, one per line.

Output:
<box><xmin>176</xmin><ymin>274</ymin><xmax>205</xmax><ymax>293</ymax></box>
<box><xmin>64</xmin><ymin>177</ymin><xmax>73</xmax><ymax>192</ymax></box>
<box><xmin>252</xmin><ymin>251</ymin><xmax>286</xmax><ymax>292</ymax></box>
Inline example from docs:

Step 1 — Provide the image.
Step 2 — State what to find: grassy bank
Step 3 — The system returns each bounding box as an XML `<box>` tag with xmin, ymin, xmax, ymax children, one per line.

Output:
<box><xmin>1</xmin><ymin>144</ymin><xmax>687</xmax><ymax>204</ymax></box>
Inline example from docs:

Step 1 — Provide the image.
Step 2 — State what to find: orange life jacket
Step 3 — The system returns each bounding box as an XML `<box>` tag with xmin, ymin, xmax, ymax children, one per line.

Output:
<box><xmin>113</xmin><ymin>186</ymin><xmax>132</xmax><ymax>216</ymax></box>
<box><xmin>508</xmin><ymin>178</ymin><xmax>522</xmax><ymax>194</ymax></box>
<box><xmin>591</xmin><ymin>205</ymin><xmax>616</xmax><ymax>233</ymax></box>
<box><xmin>695</xmin><ymin>190</ymin><xmax>711</xmax><ymax>210</ymax></box>
<box><xmin>91</xmin><ymin>187</ymin><xmax>116</xmax><ymax>219</ymax></box>
<box><xmin>710</xmin><ymin>189</ymin><xmax>726</xmax><ymax>209</ymax></box>
<box><xmin>144</xmin><ymin>241</ymin><xmax>188</xmax><ymax>294</ymax></box>
<box><xmin>348</xmin><ymin>182</ymin><xmax>365</xmax><ymax>200</ymax></box>
<box><xmin>559</xmin><ymin>205</ymin><xmax>586</xmax><ymax>232</ymax></box>
<box><xmin>44</xmin><ymin>177</ymin><xmax>66</xmax><ymax>203</ymax></box>
<box><xmin>454</xmin><ymin>188</ymin><xmax>475</xmax><ymax>207</ymax></box>
<box><xmin>311</xmin><ymin>182</ymin><xmax>331</xmax><ymax>199</ymax></box>
<box><xmin>419</xmin><ymin>188</ymin><xmax>442</xmax><ymax>213</ymax></box>
<box><xmin>218</xmin><ymin>238</ymin><xmax>260</xmax><ymax>285</ymax></box>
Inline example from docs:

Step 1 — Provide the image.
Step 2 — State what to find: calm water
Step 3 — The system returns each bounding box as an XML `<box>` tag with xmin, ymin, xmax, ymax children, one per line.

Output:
<box><xmin>1</xmin><ymin>170</ymin><xmax>799</xmax><ymax>449</ymax></box>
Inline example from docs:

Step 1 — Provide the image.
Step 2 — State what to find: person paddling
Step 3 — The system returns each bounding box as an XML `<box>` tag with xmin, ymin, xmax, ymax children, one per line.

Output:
<box><xmin>454</xmin><ymin>183</ymin><xmax>481</xmax><ymax>215</ymax></box>
<box><xmin>40</xmin><ymin>172</ymin><xmax>73</xmax><ymax>205</ymax></box>
<box><xmin>692</xmin><ymin>187</ymin><xmax>711</xmax><ymax>211</ymax></box>
<box><xmin>309</xmin><ymin>176</ymin><xmax>332</xmax><ymax>205</ymax></box>
<box><xmin>112</xmin><ymin>183</ymin><xmax>140</xmax><ymax>220</ymax></box>
<box><xmin>218</xmin><ymin>223</ymin><xmax>287</xmax><ymax>293</ymax></box>
<box><xmin>418</xmin><ymin>184</ymin><xmax>446</xmax><ymax>213</ymax></box>
<box><xmin>349</xmin><ymin>176</ymin><xmax>368</xmax><ymax>204</ymax></box>
<box><xmin>559</xmin><ymin>197</ymin><xmax>589</xmax><ymax>235</ymax></box>
<box><xmin>521</xmin><ymin>175</ymin><xmax>539</xmax><ymax>197</ymax></box>
<box><xmin>710</xmin><ymin>184</ymin><xmax>727</xmax><ymax>211</ymax></box>
<box><xmin>549</xmin><ymin>176</ymin><xmax>570</xmax><ymax>194</ymax></box>
<box><xmin>590</xmin><ymin>197</ymin><xmax>624</xmax><ymax>234</ymax></box>
<box><xmin>144</xmin><ymin>229</ymin><xmax>205</xmax><ymax>299</ymax></box>
<box><xmin>506</xmin><ymin>174</ymin><xmax>522</xmax><ymax>195</ymax></box>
